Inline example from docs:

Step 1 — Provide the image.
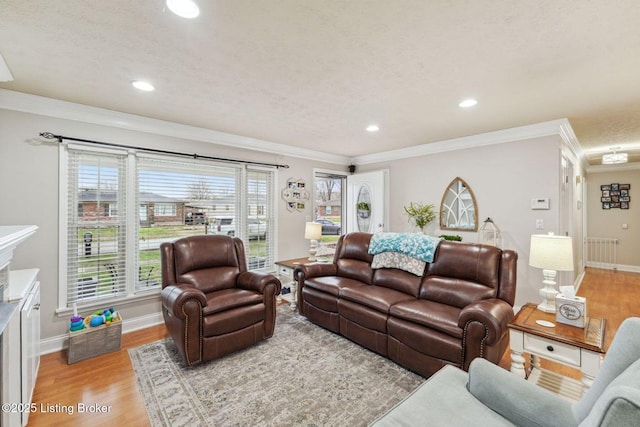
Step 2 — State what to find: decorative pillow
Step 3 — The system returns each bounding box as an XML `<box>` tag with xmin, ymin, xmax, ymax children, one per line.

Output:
<box><xmin>371</xmin><ymin>252</ymin><xmax>426</xmax><ymax>276</ymax></box>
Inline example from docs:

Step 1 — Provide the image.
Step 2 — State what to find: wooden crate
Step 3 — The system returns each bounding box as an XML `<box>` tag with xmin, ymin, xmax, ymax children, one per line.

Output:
<box><xmin>67</xmin><ymin>317</ymin><xmax>122</xmax><ymax>364</ymax></box>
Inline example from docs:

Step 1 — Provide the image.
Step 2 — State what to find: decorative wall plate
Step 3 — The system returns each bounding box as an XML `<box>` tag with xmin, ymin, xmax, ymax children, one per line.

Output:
<box><xmin>282</xmin><ymin>178</ymin><xmax>309</xmax><ymax>212</ymax></box>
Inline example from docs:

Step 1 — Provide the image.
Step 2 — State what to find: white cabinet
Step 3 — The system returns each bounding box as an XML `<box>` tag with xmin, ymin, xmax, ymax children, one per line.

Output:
<box><xmin>2</xmin><ymin>269</ymin><xmax>40</xmax><ymax>427</ymax></box>
<box><xmin>21</xmin><ymin>277</ymin><xmax>40</xmax><ymax>426</ymax></box>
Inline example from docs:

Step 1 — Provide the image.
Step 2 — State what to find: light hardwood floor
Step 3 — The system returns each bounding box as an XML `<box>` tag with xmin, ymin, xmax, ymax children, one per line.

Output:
<box><xmin>28</xmin><ymin>268</ymin><xmax>640</xmax><ymax>426</ymax></box>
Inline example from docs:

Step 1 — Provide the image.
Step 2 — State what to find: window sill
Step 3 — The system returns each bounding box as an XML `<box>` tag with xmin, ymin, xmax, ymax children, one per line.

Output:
<box><xmin>56</xmin><ymin>289</ymin><xmax>161</xmax><ymax>317</ymax></box>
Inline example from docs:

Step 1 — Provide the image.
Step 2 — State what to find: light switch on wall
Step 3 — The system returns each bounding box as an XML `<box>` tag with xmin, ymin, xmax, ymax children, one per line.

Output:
<box><xmin>536</xmin><ymin>219</ymin><xmax>544</xmax><ymax>230</ymax></box>
<box><xmin>622</xmin><ymin>223</ymin><xmax>628</xmax><ymax>229</ymax></box>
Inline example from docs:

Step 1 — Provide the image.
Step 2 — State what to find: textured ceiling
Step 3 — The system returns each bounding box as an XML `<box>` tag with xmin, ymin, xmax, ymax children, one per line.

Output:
<box><xmin>1</xmin><ymin>1</ymin><xmax>640</xmax><ymax>166</ymax></box>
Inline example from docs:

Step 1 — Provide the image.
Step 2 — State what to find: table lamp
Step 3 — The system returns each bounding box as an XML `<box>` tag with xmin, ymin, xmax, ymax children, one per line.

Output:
<box><xmin>529</xmin><ymin>233</ymin><xmax>574</xmax><ymax>313</ymax></box>
<box><xmin>305</xmin><ymin>222</ymin><xmax>322</xmax><ymax>261</ymax></box>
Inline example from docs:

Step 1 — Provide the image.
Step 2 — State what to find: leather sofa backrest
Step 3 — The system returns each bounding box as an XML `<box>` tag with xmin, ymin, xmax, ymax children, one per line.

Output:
<box><xmin>334</xmin><ymin>232</ymin><xmax>374</xmax><ymax>285</ymax></box>
<box><xmin>372</xmin><ymin>268</ymin><xmax>422</xmax><ymax>298</ymax></box>
<box><xmin>164</xmin><ymin>235</ymin><xmax>247</xmax><ymax>293</ymax></box>
<box><xmin>420</xmin><ymin>241</ymin><xmax>502</xmax><ymax>308</ymax></box>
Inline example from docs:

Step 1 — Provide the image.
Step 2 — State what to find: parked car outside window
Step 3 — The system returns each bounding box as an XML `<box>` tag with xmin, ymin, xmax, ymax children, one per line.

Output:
<box><xmin>316</xmin><ymin>218</ymin><xmax>341</xmax><ymax>235</ymax></box>
<box><xmin>209</xmin><ymin>217</ymin><xmax>267</xmax><ymax>239</ymax></box>
<box><xmin>185</xmin><ymin>212</ymin><xmax>206</xmax><ymax>224</ymax></box>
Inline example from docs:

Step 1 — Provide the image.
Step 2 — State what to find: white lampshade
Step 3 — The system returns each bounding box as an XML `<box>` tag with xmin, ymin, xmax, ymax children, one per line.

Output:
<box><xmin>304</xmin><ymin>222</ymin><xmax>322</xmax><ymax>240</ymax></box>
<box><xmin>529</xmin><ymin>234</ymin><xmax>574</xmax><ymax>271</ymax></box>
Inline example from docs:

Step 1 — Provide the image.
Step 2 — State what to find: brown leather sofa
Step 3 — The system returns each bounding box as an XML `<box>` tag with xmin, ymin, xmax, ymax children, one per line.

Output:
<box><xmin>160</xmin><ymin>235</ymin><xmax>281</xmax><ymax>366</ymax></box>
<box><xmin>295</xmin><ymin>232</ymin><xmax>518</xmax><ymax>377</ymax></box>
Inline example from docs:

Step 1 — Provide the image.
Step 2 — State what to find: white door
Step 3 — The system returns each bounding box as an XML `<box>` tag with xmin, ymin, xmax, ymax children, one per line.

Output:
<box><xmin>346</xmin><ymin>170</ymin><xmax>388</xmax><ymax>234</ymax></box>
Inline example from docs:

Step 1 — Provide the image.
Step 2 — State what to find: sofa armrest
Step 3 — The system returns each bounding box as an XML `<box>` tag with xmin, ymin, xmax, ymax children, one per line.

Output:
<box><xmin>237</xmin><ymin>271</ymin><xmax>282</xmax><ymax>296</ymax></box>
<box><xmin>161</xmin><ymin>284</ymin><xmax>207</xmax><ymax>319</ymax></box>
<box><xmin>458</xmin><ymin>298</ymin><xmax>514</xmax><ymax>346</ymax></box>
<box><xmin>295</xmin><ymin>262</ymin><xmax>338</xmax><ymax>282</ymax></box>
<box><xmin>467</xmin><ymin>358</ymin><xmax>577</xmax><ymax>427</ymax></box>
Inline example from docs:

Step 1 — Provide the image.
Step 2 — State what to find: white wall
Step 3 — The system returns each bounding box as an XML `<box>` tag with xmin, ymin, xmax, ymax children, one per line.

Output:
<box><xmin>359</xmin><ymin>135</ymin><xmax>582</xmax><ymax>307</ymax></box>
<box><xmin>585</xmin><ymin>168</ymin><xmax>640</xmax><ymax>270</ymax></box>
<box><xmin>0</xmin><ymin>108</ymin><xmax>339</xmax><ymax>342</ymax></box>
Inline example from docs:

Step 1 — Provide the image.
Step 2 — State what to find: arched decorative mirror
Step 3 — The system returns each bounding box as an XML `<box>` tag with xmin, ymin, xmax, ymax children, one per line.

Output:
<box><xmin>440</xmin><ymin>177</ymin><xmax>478</xmax><ymax>231</ymax></box>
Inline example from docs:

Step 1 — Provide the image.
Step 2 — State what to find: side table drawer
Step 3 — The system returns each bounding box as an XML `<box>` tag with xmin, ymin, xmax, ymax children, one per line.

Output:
<box><xmin>524</xmin><ymin>334</ymin><xmax>581</xmax><ymax>367</ymax></box>
<box><xmin>278</xmin><ymin>265</ymin><xmax>294</xmax><ymax>280</ymax></box>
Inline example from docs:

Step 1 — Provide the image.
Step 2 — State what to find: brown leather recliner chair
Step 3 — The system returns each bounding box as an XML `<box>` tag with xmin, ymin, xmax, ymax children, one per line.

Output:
<box><xmin>160</xmin><ymin>235</ymin><xmax>281</xmax><ymax>366</ymax></box>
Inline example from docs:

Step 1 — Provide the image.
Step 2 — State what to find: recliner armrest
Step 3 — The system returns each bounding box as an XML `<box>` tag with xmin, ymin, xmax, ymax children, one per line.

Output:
<box><xmin>237</xmin><ymin>271</ymin><xmax>282</xmax><ymax>295</ymax></box>
<box><xmin>467</xmin><ymin>358</ymin><xmax>577</xmax><ymax>427</ymax></box>
<box><xmin>458</xmin><ymin>298</ymin><xmax>513</xmax><ymax>345</ymax></box>
<box><xmin>161</xmin><ymin>284</ymin><xmax>207</xmax><ymax>319</ymax></box>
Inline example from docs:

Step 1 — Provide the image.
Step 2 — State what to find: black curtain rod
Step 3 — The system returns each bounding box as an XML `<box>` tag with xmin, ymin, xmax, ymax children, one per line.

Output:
<box><xmin>39</xmin><ymin>132</ymin><xmax>289</xmax><ymax>169</ymax></box>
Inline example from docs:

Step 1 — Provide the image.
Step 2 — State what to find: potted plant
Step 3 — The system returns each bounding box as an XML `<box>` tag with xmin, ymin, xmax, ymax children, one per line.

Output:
<box><xmin>356</xmin><ymin>201</ymin><xmax>371</xmax><ymax>218</ymax></box>
<box><xmin>439</xmin><ymin>234</ymin><xmax>462</xmax><ymax>241</ymax></box>
<box><xmin>403</xmin><ymin>202</ymin><xmax>437</xmax><ymax>233</ymax></box>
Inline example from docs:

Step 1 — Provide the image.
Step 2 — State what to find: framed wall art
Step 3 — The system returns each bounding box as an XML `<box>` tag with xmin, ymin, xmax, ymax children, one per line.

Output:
<box><xmin>281</xmin><ymin>178</ymin><xmax>310</xmax><ymax>212</ymax></box>
<box><xmin>601</xmin><ymin>183</ymin><xmax>630</xmax><ymax>209</ymax></box>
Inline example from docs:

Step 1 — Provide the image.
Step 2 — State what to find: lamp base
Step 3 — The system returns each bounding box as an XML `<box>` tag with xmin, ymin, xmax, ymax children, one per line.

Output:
<box><xmin>537</xmin><ymin>269</ymin><xmax>558</xmax><ymax>313</ymax></box>
<box><xmin>308</xmin><ymin>240</ymin><xmax>317</xmax><ymax>262</ymax></box>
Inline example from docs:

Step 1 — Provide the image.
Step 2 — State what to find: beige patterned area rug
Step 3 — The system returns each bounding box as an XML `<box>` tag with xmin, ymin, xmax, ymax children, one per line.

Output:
<box><xmin>129</xmin><ymin>305</ymin><xmax>423</xmax><ymax>426</ymax></box>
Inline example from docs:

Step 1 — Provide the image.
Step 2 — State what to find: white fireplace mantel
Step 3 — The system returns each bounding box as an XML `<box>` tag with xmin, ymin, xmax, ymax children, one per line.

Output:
<box><xmin>0</xmin><ymin>225</ymin><xmax>38</xmax><ymax>271</ymax></box>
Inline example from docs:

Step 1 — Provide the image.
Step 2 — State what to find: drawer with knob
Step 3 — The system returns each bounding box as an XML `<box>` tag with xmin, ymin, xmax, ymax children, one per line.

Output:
<box><xmin>523</xmin><ymin>334</ymin><xmax>581</xmax><ymax>366</ymax></box>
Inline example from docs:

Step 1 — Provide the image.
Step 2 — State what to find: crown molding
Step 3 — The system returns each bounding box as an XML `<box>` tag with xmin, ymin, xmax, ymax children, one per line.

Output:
<box><xmin>0</xmin><ymin>89</ymin><xmax>350</xmax><ymax>165</ymax></box>
<box><xmin>1</xmin><ymin>89</ymin><xmax>598</xmax><ymax>169</ymax></box>
<box><xmin>586</xmin><ymin>162</ymin><xmax>640</xmax><ymax>173</ymax></box>
<box><xmin>353</xmin><ymin>118</ymin><xmax>585</xmax><ymax>166</ymax></box>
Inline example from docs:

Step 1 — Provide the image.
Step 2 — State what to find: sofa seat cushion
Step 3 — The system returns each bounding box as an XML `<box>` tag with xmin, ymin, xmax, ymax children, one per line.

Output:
<box><xmin>340</xmin><ymin>285</ymin><xmax>416</xmax><ymax>314</ymax></box>
<box><xmin>390</xmin><ymin>299</ymin><xmax>463</xmax><ymax>339</ymax></box>
<box><xmin>304</xmin><ymin>276</ymin><xmax>366</xmax><ymax>297</ymax></box>
<box><xmin>202</xmin><ymin>288</ymin><xmax>264</xmax><ymax>315</ymax></box>
<box><xmin>203</xmin><ymin>303</ymin><xmax>265</xmax><ymax>337</ymax></box>
<box><xmin>388</xmin><ymin>316</ymin><xmax>462</xmax><ymax>364</ymax></box>
<box><xmin>338</xmin><ymin>299</ymin><xmax>389</xmax><ymax>332</ymax></box>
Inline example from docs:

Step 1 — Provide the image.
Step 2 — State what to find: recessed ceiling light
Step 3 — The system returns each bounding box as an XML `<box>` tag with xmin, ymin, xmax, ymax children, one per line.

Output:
<box><xmin>131</xmin><ymin>80</ymin><xmax>155</xmax><ymax>92</ymax></box>
<box><xmin>166</xmin><ymin>0</ymin><xmax>200</xmax><ymax>18</ymax></box>
<box><xmin>366</xmin><ymin>125</ymin><xmax>380</xmax><ymax>132</ymax></box>
<box><xmin>459</xmin><ymin>99</ymin><xmax>478</xmax><ymax>108</ymax></box>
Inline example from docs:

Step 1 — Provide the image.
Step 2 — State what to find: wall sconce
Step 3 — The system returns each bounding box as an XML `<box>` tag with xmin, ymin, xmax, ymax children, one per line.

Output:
<box><xmin>304</xmin><ymin>222</ymin><xmax>322</xmax><ymax>261</ymax></box>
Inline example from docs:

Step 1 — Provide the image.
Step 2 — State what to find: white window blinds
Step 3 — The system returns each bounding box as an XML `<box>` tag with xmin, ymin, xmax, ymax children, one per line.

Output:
<box><xmin>62</xmin><ymin>146</ymin><xmax>277</xmax><ymax>309</ymax></box>
<box><xmin>246</xmin><ymin>168</ymin><xmax>276</xmax><ymax>270</ymax></box>
<box><xmin>136</xmin><ymin>156</ymin><xmax>239</xmax><ymax>291</ymax></box>
<box><xmin>66</xmin><ymin>149</ymin><xmax>128</xmax><ymax>303</ymax></box>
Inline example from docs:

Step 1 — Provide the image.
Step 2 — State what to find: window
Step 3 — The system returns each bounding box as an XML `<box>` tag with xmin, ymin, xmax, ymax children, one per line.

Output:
<box><xmin>153</xmin><ymin>203</ymin><xmax>176</xmax><ymax>217</ymax></box>
<box><xmin>61</xmin><ymin>145</ymin><xmax>277</xmax><ymax>310</ymax></box>
<box><xmin>313</xmin><ymin>170</ymin><xmax>346</xmax><ymax>257</ymax></box>
<box><xmin>65</xmin><ymin>149</ymin><xmax>127</xmax><ymax>305</ymax></box>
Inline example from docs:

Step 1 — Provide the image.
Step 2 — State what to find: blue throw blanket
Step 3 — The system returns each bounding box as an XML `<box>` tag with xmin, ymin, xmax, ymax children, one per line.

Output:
<box><xmin>368</xmin><ymin>232</ymin><xmax>441</xmax><ymax>263</ymax></box>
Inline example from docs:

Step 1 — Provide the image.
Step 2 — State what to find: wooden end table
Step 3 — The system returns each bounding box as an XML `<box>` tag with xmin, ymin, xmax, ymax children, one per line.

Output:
<box><xmin>275</xmin><ymin>257</ymin><xmax>310</xmax><ymax>309</ymax></box>
<box><xmin>508</xmin><ymin>303</ymin><xmax>606</xmax><ymax>402</ymax></box>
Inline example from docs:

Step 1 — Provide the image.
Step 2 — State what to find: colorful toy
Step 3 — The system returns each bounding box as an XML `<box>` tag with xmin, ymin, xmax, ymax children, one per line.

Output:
<box><xmin>72</xmin><ymin>306</ymin><xmax>120</xmax><ymax>330</ymax></box>
<box><xmin>69</xmin><ymin>315</ymin><xmax>85</xmax><ymax>332</ymax></box>
<box><xmin>89</xmin><ymin>315</ymin><xmax>105</xmax><ymax>327</ymax></box>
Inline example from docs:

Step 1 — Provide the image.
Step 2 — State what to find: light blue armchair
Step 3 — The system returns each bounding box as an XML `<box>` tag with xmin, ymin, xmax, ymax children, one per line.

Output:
<box><xmin>372</xmin><ymin>317</ymin><xmax>640</xmax><ymax>427</ymax></box>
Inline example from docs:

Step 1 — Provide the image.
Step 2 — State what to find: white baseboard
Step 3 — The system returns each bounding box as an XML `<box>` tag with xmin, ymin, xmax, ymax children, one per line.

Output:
<box><xmin>39</xmin><ymin>311</ymin><xmax>164</xmax><ymax>355</ymax></box>
<box><xmin>585</xmin><ymin>262</ymin><xmax>640</xmax><ymax>274</ymax></box>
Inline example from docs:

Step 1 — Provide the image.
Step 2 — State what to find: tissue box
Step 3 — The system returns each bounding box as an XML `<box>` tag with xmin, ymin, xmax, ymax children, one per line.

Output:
<box><xmin>556</xmin><ymin>295</ymin><xmax>587</xmax><ymax>328</ymax></box>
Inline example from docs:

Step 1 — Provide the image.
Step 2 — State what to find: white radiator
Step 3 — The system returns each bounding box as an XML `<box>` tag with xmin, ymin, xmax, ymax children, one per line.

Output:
<box><xmin>585</xmin><ymin>237</ymin><xmax>618</xmax><ymax>270</ymax></box>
